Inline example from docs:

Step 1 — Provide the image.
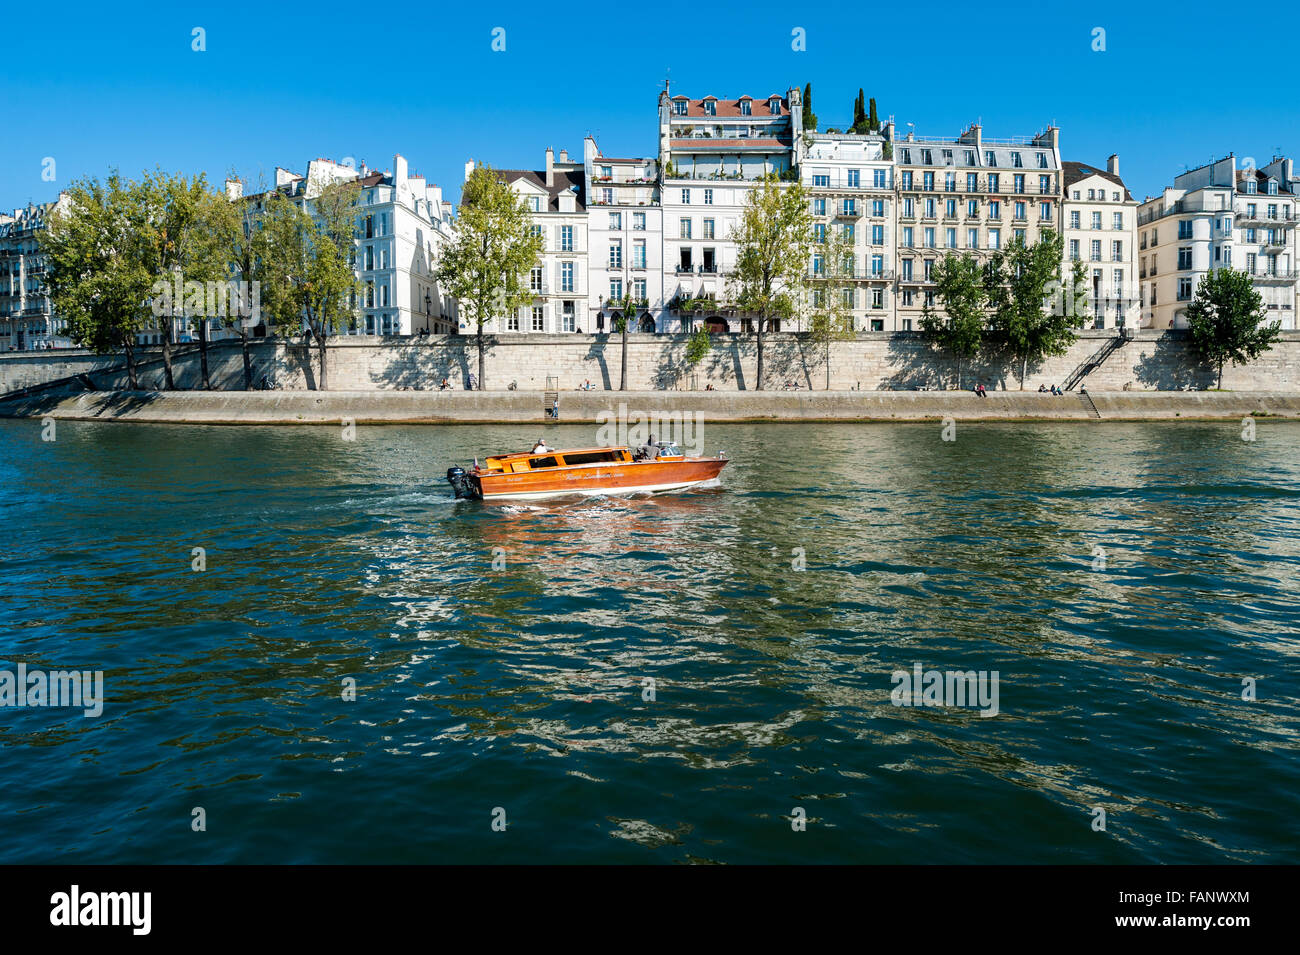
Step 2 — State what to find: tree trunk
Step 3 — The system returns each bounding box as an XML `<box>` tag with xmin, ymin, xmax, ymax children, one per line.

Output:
<box><xmin>1020</xmin><ymin>355</ymin><xmax>1027</xmax><ymax>390</ymax></box>
<box><xmin>123</xmin><ymin>333</ymin><xmax>139</xmax><ymax>391</ymax></box>
<box><xmin>957</xmin><ymin>356</ymin><xmax>963</xmax><ymax>391</ymax></box>
<box><xmin>1217</xmin><ymin>361</ymin><xmax>1224</xmax><ymax>390</ymax></box>
<box><xmin>160</xmin><ymin>322</ymin><xmax>176</xmax><ymax>390</ymax></box>
<box><xmin>198</xmin><ymin>319</ymin><xmax>211</xmax><ymax>390</ymax></box>
<box><xmin>755</xmin><ymin>315</ymin><xmax>766</xmax><ymax>391</ymax></box>
<box><xmin>825</xmin><ymin>336</ymin><xmax>830</xmax><ymax>390</ymax></box>
<box><xmin>620</xmin><ymin>319</ymin><xmax>628</xmax><ymax>391</ymax></box>
<box><xmin>316</xmin><ymin>326</ymin><xmax>328</xmax><ymax>391</ymax></box>
<box><xmin>239</xmin><ymin>328</ymin><xmax>253</xmax><ymax>391</ymax></box>
<box><xmin>477</xmin><ymin>323</ymin><xmax>485</xmax><ymax>390</ymax></box>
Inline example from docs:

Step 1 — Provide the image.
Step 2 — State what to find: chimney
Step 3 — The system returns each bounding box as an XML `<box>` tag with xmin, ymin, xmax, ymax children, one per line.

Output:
<box><xmin>224</xmin><ymin>178</ymin><xmax>243</xmax><ymax>201</ymax></box>
<box><xmin>395</xmin><ymin>154</ymin><xmax>409</xmax><ymax>189</ymax></box>
<box><xmin>545</xmin><ymin>147</ymin><xmax>555</xmax><ymax>187</ymax></box>
<box><xmin>559</xmin><ymin>149</ymin><xmax>568</xmax><ymax>163</ymax></box>
<box><xmin>1107</xmin><ymin>154</ymin><xmax>1119</xmax><ymax>177</ymax></box>
<box><xmin>464</xmin><ymin>159</ymin><xmax>475</xmax><ymax>182</ymax></box>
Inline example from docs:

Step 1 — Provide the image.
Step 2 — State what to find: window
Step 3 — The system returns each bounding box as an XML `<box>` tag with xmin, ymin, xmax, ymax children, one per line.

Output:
<box><xmin>1112</xmin><ymin>240</ymin><xmax>1123</xmax><ymax>261</ymax></box>
<box><xmin>740</xmin><ymin>99</ymin><xmax>751</xmax><ymax>115</ymax></box>
<box><xmin>609</xmin><ymin>278</ymin><xmax>623</xmax><ymax>300</ymax></box>
<box><xmin>529</xmin><ymin>196</ymin><xmax>542</xmax><ymax>212</ymax></box>
<box><xmin>814</xmin><ymin>223</ymin><xmax>826</xmax><ymax>243</ymax></box>
<box><xmin>871</xmin><ymin>254</ymin><xmax>884</xmax><ymax>275</ymax></box>
<box><xmin>903</xmin><ymin>198</ymin><xmax>914</xmax><ymax>218</ymax></box>
<box><xmin>1069</xmin><ymin>239</ymin><xmax>1080</xmax><ymax>260</ymax></box>
<box><xmin>872</xmin><ymin>199</ymin><xmax>885</xmax><ymax>217</ymax></box>
<box><xmin>842</xmin><ymin>223</ymin><xmax>855</xmax><ymax>242</ymax></box>
<box><xmin>561</xmin><ymin>225</ymin><xmax>573</xmax><ymax>251</ymax></box>
<box><xmin>902</xmin><ymin>259</ymin><xmax>913</xmax><ymax>280</ymax></box>
<box><xmin>1090</xmin><ymin>240</ymin><xmax>1102</xmax><ymax>261</ymax></box>
<box><xmin>609</xmin><ymin>240</ymin><xmax>622</xmax><ymax>268</ymax></box>
<box><xmin>923</xmin><ymin>259</ymin><xmax>935</xmax><ymax>280</ymax></box>
<box><xmin>901</xmin><ymin>171</ymin><xmax>913</xmax><ymax>190</ymax></box>
<box><xmin>1070</xmin><ymin>211</ymin><xmax>1081</xmax><ymax>229</ymax></box>
<box><xmin>812</xmin><ymin>253</ymin><xmax>823</xmax><ymax>275</ymax></box>
<box><xmin>1040</xmin><ymin>202</ymin><xmax>1053</xmax><ymax>221</ymax></box>
<box><xmin>561</xmin><ymin>262</ymin><xmax>574</xmax><ymax>292</ymax></box>
<box><xmin>967</xmin><ymin>199</ymin><xmax>979</xmax><ymax>217</ymax></box>
<box><xmin>531</xmin><ymin>306</ymin><xmax>544</xmax><ymax>332</ymax></box>
<box><xmin>923</xmin><ymin>172</ymin><xmax>934</xmax><ymax>190</ymax></box>
<box><xmin>673</xmin><ymin>99</ymin><xmax>687</xmax><ymax>115</ymax></box>
<box><xmin>985</xmin><ymin>150</ymin><xmax>996</xmax><ymax>167</ymax></box>
<box><xmin>1092</xmin><ymin>212</ymin><xmax>1102</xmax><ymax>230</ymax></box>
<box><xmin>530</xmin><ymin>267</ymin><xmax>544</xmax><ymax>292</ymax></box>
<box><xmin>946</xmin><ymin>228</ymin><xmax>956</xmax><ymax>249</ymax></box>
<box><xmin>1245</xmin><ymin>180</ymin><xmax>1257</xmax><ymax>194</ymax></box>
<box><xmin>633</xmin><ymin>278</ymin><xmax>646</xmax><ymax>300</ymax></box>
<box><xmin>967</xmin><ymin>173</ymin><xmax>978</xmax><ymax>192</ymax></box>
<box><xmin>946</xmin><ymin>198</ymin><xmax>957</xmax><ymax>217</ymax></box>
<box><xmin>1012</xmin><ymin>152</ymin><xmax>1023</xmax><ymax>168</ymax></box>
<box><xmin>769</xmin><ymin>97</ymin><xmax>781</xmax><ymax>113</ymax></box>
<box><xmin>989</xmin><ymin>228</ymin><xmax>1001</xmax><ymax>250</ymax></box>
<box><xmin>903</xmin><ymin>226</ymin><xmax>914</xmax><ymax>247</ymax></box>
<box><xmin>968</xmin><ymin>228</ymin><xmax>979</xmax><ymax>249</ymax></box>
<box><xmin>965</xmin><ymin>150</ymin><xmax>976</xmax><ymax>166</ymax></box>
<box><xmin>1113</xmin><ymin>212</ymin><xmax>1124</xmax><ymax>230</ymax></box>
<box><xmin>601</xmin><ymin>188</ymin><xmax>612</xmax><ymax>204</ymax></box>
<box><xmin>506</xmin><ymin>312</ymin><xmax>519</xmax><ymax>332</ymax></box>
<box><xmin>704</xmin><ymin>189</ymin><xmax>713</xmax><ymax>205</ymax></box>
<box><xmin>679</xmin><ymin>218</ymin><xmax>692</xmax><ymax>239</ymax></box>
<box><xmin>1178</xmin><ymin>247</ymin><xmax>1193</xmax><ymax>270</ymax></box>
<box><xmin>813</xmin><ymin>174</ymin><xmax>830</xmax><ymax>187</ymax></box>
<box><xmin>873</xmin><ymin>169</ymin><xmax>887</xmax><ymax>188</ymax></box>
<box><xmin>562</xmin><ymin>300</ymin><xmax>575</xmax><ymax>332</ymax></box>
<box><xmin>847</xmin><ymin>169</ymin><xmax>860</xmax><ymax>188</ymax></box>
<box><xmin>1040</xmin><ymin>175</ymin><xmax>1052</xmax><ymax>195</ymax></box>
<box><xmin>633</xmin><ymin>212</ymin><xmax>646</xmax><ymax>231</ymax></box>
<box><xmin>681</xmin><ymin>188</ymin><xmax>691</xmax><ymax>204</ymax></box>
<box><xmin>924</xmin><ymin>227</ymin><xmax>935</xmax><ymax>248</ymax></box>
<box><xmin>871</xmin><ymin>224</ymin><xmax>884</xmax><ymax>245</ymax></box>
<box><xmin>843</xmin><ymin>198</ymin><xmax>857</xmax><ymax>215</ymax></box>
<box><xmin>608</xmin><ymin>212</ymin><xmax>622</xmax><ymax>230</ymax></box>
<box><xmin>988</xmin><ymin>173</ymin><xmax>999</xmax><ymax>192</ymax></box>
<box><xmin>945</xmin><ymin>172</ymin><xmax>957</xmax><ymax>192</ymax></box>
<box><xmin>703</xmin><ymin>218</ymin><xmax>715</xmax><ymax>239</ymax></box>
<box><xmin>633</xmin><ymin>239</ymin><xmax>646</xmax><ymax>268</ymax></box>
<box><xmin>703</xmin><ymin>100</ymin><xmax>715</xmax><ymax>115</ymax></box>
<box><xmin>1037</xmin><ymin>152</ymin><xmax>1048</xmax><ymax>168</ymax></box>
<box><xmin>1177</xmin><ymin>277</ymin><xmax>1193</xmax><ymax>300</ymax></box>
<box><xmin>989</xmin><ymin>200</ymin><xmax>1000</xmax><ymax>219</ymax></box>
<box><xmin>1178</xmin><ymin>220</ymin><xmax>1193</xmax><ymax>239</ymax></box>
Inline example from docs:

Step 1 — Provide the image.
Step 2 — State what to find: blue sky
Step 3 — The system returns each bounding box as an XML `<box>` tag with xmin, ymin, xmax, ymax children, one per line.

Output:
<box><xmin>3</xmin><ymin>1</ymin><xmax>1297</xmax><ymax>213</ymax></box>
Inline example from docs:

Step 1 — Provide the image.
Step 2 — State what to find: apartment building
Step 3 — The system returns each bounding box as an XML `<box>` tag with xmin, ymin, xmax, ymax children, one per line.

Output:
<box><xmin>1137</xmin><ymin>154</ymin><xmax>1298</xmax><ymax>329</ymax></box>
<box><xmin>894</xmin><ymin>124</ymin><xmax>1062</xmax><ymax>331</ymax></box>
<box><xmin>0</xmin><ymin>195</ymin><xmax>73</xmax><ymax>351</ymax></box>
<box><xmin>1062</xmin><ymin>157</ymin><xmax>1138</xmax><ymax>328</ymax></box>
<box><xmin>658</xmin><ymin>88</ymin><xmax>803</xmax><ymax>332</ymax></box>
<box><xmin>802</xmin><ymin>128</ymin><xmax>896</xmax><ymax>330</ymax></box>
<box><xmin>584</xmin><ymin>137</ymin><xmax>663</xmax><ymax>333</ymax></box>
<box><xmin>494</xmin><ymin>148</ymin><xmax>587</xmax><ymax>334</ymax></box>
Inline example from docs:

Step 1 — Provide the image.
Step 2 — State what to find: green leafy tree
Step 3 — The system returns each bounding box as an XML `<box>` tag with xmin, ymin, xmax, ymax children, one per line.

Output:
<box><xmin>217</xmin><ymin>174</ymin><xmax>271</xmax><ymax>390</ymax></box>
<box><xmin>729</xmin><ymin>175</ymin><xmax>814</xmax><ymax>390</ymax></box>
<box><xmin>868</xmin><ymin>97</ymin><xmax>879</xmax><ymax>132</ymax></box>
<box><xmin>257</xmin><ymin>182</ymin><xmax>361</xmax><ymax>390</ymax></box>
<box><xmin>136</xmin><ymin>170</ymin><xmax>233</xmax><ymax>390</ymax></box>
<box><xmin>919</xmin><ymin>252</ymin><xmax>989</xmax><ymax>390</ymax></box>
<box><xmin>437</xmin><ymin>164</ymin><xmax>544</xmax><ymax>389</ymax></box>
<box><xmin>685</xmin><ymin>324</ymin><xmax>712</xmax><ymax>379</ymax></box>
<box><xmin>43</xmin><ymin>172</ymin><xmax>152</xmax><ymax>389</ymax></box>
<box><xmin>851</xmin><ymin>90</ymin><xmax>866</xmax><ymax>133</ymax></box>
<box><xmin>985</xmin><ymin>230</ymin><xmax>1084</xmax><ymax>389</ymax></box>
<box><xmin>808</xmin><ymin>224</ymin><xmax>857</xmax><ymax>389</ymax></box>
<box><xmin>1186</xmin><ymin>268</ymin><xmax>1281</xmax><ymax>388</ymax></box>
<box><xmin>801</xmin><ymin>83</ymin><xmax>817</xmax><ymax>132</ymax></box>
<box><xmin>615</xmin><ymin>290</ymin><xmax>638</xmax><ymax>391</ymax></box>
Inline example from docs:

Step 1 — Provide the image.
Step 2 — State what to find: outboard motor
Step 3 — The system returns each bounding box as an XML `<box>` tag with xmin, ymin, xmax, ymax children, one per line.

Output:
<box><xmin>446</xmin><ymin>466</ymin><xmax>473</xmax><ymax>499</ymax></box>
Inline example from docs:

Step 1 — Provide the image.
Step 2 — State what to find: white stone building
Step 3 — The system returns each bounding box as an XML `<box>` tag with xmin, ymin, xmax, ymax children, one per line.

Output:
<box><xmin>226</xmin><ymin>154</ymin><xmax>457</xmax><ymax>345</ymax></box>
<box><xmin>658</xmin><ymin>88</ymin><xmax>803</xmax><ymax>333</ymax></box>
<box><xmin>584</xmin><ymin>137</ymin><xmax>663</xmax><ymax>333</ymax></box>
<box><xmin>1062</xmin><ymin>157</ymin><xmax>1138</xmax><ymax>328</ymax></box>
<box><xmin>893</xmin><ymin>124</ymin><xmax>1063</xmax><ymax>331</ymax></box>
<box><xmin>493</xmin><ymin>149</ymin><xmax>588</xmax><ymax>334</ymax></box>
<box><xmin>801</xmin><ymin>128</ymin><xmax>896</xmax><ymax>331</ymax></box>
<box><xmin>0</xmin><ymin>195</ymin><xmax>73</xmax><ymax>351</ymax></box>
<box><xmin>1137</xmin><ymin>154</ymin><xmax>1298</xmax><ymax>329</ymax></box>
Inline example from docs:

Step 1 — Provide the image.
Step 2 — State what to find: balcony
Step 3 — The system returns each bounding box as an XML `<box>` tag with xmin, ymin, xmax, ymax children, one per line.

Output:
<box><xmin>1236</xmin><ymin>210</ymin><xmax>1295</xmax><ymax>226</ymax></box>
<box><xmin>1252</xmin><ymin>269</ymin><xmax>1300</xmax><ymax>283</ymax></box>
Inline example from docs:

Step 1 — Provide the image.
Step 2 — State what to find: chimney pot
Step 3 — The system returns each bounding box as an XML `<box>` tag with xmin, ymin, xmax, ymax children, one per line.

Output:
<box><xmin>1107</xmin><ymin>154</ymin><xmax>1119</xmax><ymax>177</ymax></box>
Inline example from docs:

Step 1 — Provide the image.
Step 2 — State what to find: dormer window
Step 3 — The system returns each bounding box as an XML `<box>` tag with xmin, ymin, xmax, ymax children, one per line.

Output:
<box><xmin>673</xmin><ymin>98</ymin><xmax>687</xmax><ymax>115</ymax></box>
<box><xmin>1267</xmin><ymin>180</ymin><xmax>1278</xmax><ymax>195</ymax></box>
<box><xmin>986</xmin><ymin>151</ymin><xmax>996</xmax><ymax>167</ymax></box>
<box><xmin>1245</xmin><ymin>180</ymin><xmax>1257</xmax><ymax>194</ymax></box>
<box><xmin>739</xmin><ymin>100</ymin><xmax>751</xmax><ymax>115</ymax></box>
<box><xmin>1037</xmin><ymin>152</ymin><xmax>1048</xmax><ymax>168</ymax></box>
<box><xmin>703</xmin><ymin>100</ymin><xmax>716</xmax><ymax>116</ymax></box>
<box><xmin>1012</xmin><ymin>152</ymin><xmax>1023</xmax><ymax>168</ymax></box>
<box><xmin>768</xmin><ymin>97</ymin><xmax>781</xmax><ymax>114</ymax></box>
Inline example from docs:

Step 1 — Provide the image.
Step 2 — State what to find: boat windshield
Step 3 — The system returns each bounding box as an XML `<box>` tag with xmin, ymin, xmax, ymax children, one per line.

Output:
<box><xmin>658</xmin><ymin>444</ymin><xmax>683</xmax><ymax>456</ymax></box>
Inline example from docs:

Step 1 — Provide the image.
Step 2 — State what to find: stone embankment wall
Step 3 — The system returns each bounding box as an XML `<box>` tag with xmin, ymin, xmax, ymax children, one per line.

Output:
<box><xmin>3</xmin><ymin>330</ymin><xmax>1300</xmax><ymax>395</ymax></box>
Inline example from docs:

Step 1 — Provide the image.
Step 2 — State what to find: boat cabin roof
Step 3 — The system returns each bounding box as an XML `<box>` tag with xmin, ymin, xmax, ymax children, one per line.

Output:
<box><xmin>482</xmin><ymin>446</ymin><xmax>634</xmax><ymax>472</ymax></box>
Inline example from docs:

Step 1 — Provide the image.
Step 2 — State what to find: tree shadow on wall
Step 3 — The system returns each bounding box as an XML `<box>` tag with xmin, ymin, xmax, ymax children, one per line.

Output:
<box><xmin>585</xmin><ymin>335</ymin><xmax>611</xmax><ymax>390</ymax></box>
<box><xmin>1133</xmin><ymin>332</ymin><xmax>1214</xmax><ymax>391</ymax></box>
<box><xmin>368</xmin><ymin>337</ymin><xmax>475</xmax><ymax>390</ymax></box>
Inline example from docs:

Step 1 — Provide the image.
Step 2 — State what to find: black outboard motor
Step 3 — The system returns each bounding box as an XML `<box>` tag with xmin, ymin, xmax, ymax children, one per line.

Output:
<box><xmin>446</xmin><ymin>466</ymin><xmax>473</xmax><ymax>499</ymax></box>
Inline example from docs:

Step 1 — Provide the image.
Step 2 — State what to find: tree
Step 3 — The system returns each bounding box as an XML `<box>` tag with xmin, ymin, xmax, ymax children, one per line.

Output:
<box><xmin>216</xmin><ymin>174</ymin><xmax>269</xmax><ymax>390</ymax></box>
<box><xmin>729</xmin><ymin>175</ymin><xmax>814</xmax><ymax>390</ymax></box>
<box><xmin>919</xmin><ymin>252</ymin><xmax>989</xmax><ymax>390</ymax></box>
<box><xmin>985</xmin><ymin>230</ymin><xmax>1084</xmax><ymax>389</ymax></box>
<box><xmin>852</xmin><ymin>90</ymin><xmax>866</xmax><ymax>133</ymax></box>
<box><xmin>685</xmin><ymin>324</ymin><xmax>712</xmax><ymax>381</ymax></box>
<box><xmin>257</xmin><ymin>182</ymin><xmax>361</xmax><ymax>390</ymax></box>
<box><xmin>615</xmin><ymin>289</ymin><xmax>638</xmax><ymax>391</ymax></box>
<box><xmin>437</xmin><ymin>164</ymin><xmax>543</xmax><ymax>389</ymax></box>
<box><xmin>137</xmin><ymin>170</ymin><xmax>232</xmax><ymax>390</ymax></box>
<box><xmin>808</xmin><ymin>224</ymin><xmax>857</xmax><ymax>389</ymax></box>
<box><xmin>43</xmin><ymin>172</ymin><xmax>152</xmax><ymax>390</ymax></box>
<box><xmin>868</xmin><ymin>97</ymin><xmax>879</xmax><ymax>132</ymax></box>
<box><xmin>1186</xmin><ymin>268</ymin><xmax>1281</xmax><ymax>388</ymax></box>
<box><xmin>801</xmin><ymin>83</ymin><xmax>817</xmax><ymax>132</ymax></box>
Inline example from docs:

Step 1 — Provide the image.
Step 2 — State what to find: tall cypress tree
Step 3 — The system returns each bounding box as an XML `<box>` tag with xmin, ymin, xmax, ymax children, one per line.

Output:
<box><xmin>801</xmin><ymin>82</ymin><xmax>816</xmax><ymax>131</ymax></box>
<box><xmin>868</xmin><ymin>97</ymin><xmax>879</xmax><ymax>132</ymax></box>
<box><xmin>853</xmin><ymin>90</ymin><xmax>866</xmax><ymax>132</ymax></box>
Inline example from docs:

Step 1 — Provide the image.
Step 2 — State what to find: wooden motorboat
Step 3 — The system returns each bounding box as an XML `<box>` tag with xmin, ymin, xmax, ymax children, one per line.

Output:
<box><xmin>447</xmin><ymin>442</ymin><xmax>727</xmax><ymax>501</ymax></box>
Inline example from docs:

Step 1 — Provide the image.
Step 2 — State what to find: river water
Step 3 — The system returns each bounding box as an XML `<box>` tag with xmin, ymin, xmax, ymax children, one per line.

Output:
<box><xmin>1</xmin><ymin>418</ymin><xmax>1297</xmax><ymax>863</ymax></box>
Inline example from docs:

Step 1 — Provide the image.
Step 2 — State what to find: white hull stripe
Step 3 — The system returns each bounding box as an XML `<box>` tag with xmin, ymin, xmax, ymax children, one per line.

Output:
<box><xmin>480</xmin><ymin>479</ymin><xmax>713</xmax><ymax>501</ymax></box>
